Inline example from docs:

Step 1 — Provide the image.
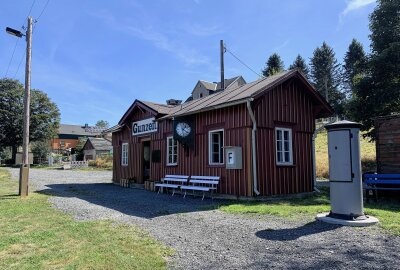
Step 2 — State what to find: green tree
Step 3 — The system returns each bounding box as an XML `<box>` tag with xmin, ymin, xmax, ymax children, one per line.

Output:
<box><xmin>289</xmin><ymin>54</ymin><xmax>310</xmax><ymax>78</ymax></box>
<box><xmin>0</xmin><ymin>78</ymin><xmax>60</xmax><ymax>161</ymax></box>
<box><xmin>347</xmin><ymin>0</ymin><xmax>400</xmax><ymax>138</ymax></box>
<box><xmin>310</xmin><ymin>42</ymin><xmax>345</xmax><ymax>115</ymax></box>
<box><xmin>343</xmin><ymin>39</ymin><xmax>367</xmax><ymax>96</ymax></box>
<box><xmin>31</xmin><ymin>140</ymin><xmax>51</xmax><ymax>160</ymax></box>
<box><xmin>95</xmin><ymin>120</ymin><xmax>109</xmax><ymax>128</ymax></box>
<box><xmin>262</xmin><ymin>53</ymin><xmax>285</xmax><ymax>77</ymax></box>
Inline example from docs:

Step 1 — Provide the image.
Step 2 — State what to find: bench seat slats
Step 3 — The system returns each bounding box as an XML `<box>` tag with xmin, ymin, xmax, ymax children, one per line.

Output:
<box><xmin>190</xmin><ymin>180</ymin><xmax>219</xmax><ymax>185</ymax></box>
<box><xmin>190</xmin><ymin>176</ymin><xmax>220</xmax><ymax>180</ymax></box>
<box><xmin>180</xmin><ymin>186</ymin><xmax>217</xmax><ymax>191</ymax></box>
<box><xmin>155</xmin><ymin>183</ymin><xmax>180</xmax><ymax>188</ymax></box>
<box><xmin>162</xmin><ymin>178</ymin><xmax>188</xmax><ymax>183</ymax></box>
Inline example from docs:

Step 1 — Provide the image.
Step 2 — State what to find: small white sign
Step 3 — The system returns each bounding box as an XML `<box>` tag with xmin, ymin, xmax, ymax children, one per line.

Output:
<box><xmin>132</xmin><ymin>117</ymin><xmax>158</xmax><ymax>136</ymax></box>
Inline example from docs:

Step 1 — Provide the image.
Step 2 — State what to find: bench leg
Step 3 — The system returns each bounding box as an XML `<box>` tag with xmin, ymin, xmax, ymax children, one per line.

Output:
<box><xmin>183</xmin><ymin>190</ymin><xmax>187</xmax><ymax>198</ymax></box>
<box><xmin>202</xmin><ymin>192</ymin><xmax>205</xmax><ymax>201</ymax></box>
<box><xmin>172</xmin><ymin>189</ymin><xmax>175</xmax><ymax>196</ymax></box>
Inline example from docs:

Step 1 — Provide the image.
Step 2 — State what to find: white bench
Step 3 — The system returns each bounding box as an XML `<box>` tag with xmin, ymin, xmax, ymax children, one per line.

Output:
<box><xmin>180</xmin><ymin>176</ymin><xmax>220</xmax><ymax>200</ymax></box>
<box><xmin>155</xmin><ymin>175</ymin><xmax>189</xmax><ymax>196</ymax></box>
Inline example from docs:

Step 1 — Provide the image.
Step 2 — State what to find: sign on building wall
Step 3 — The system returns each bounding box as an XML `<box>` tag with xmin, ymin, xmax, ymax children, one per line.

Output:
<box><xmin>132</xmin><ymin>117</ymin><xmax>158</xmax><ymax>136</ymax></box>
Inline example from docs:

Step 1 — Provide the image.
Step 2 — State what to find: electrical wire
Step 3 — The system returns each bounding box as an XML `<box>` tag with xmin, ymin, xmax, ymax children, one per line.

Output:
<box><xmin>14</xmin><ymin>0</ymin><xmax>51</xmax><ymax>78</ymax></box>
<box><xmin>224</xmin><ymin>45</ymin><xmax>265</xmax><ymax>78</ymax></box>
<box><xmin>36</xmin><ymin>0</ymin><xmax>50</xmax><ymax>22</ymax></box>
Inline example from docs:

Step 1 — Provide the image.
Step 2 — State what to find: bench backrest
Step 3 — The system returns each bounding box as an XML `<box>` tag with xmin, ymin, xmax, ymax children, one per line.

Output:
<box><xmin>162</xmin><ymin>175</ymin><xmax>189</xmax><ymax>184</ymax></box>
<box><xmin>189</xmin><ymin>175</ymin><xmax>220</xmax><ymax>186</ymax></box>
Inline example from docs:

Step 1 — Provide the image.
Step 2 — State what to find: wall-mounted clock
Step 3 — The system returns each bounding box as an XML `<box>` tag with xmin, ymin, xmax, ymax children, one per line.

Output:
<box><xmin>173</xmin><ymin>117</ymin><xmax>195</xmax><ymax>149</ymax></box>
<box><xmin>176</xmin><ymin>122</ymin><xmax>191</xmax><ymax>137</ymax></box>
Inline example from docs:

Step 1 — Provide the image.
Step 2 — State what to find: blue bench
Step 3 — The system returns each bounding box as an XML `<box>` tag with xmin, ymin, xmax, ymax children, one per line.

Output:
<box><xmin>363</xmin><ymin>173</ymin><xmax>400</xmax><ymax>202</ymax></box>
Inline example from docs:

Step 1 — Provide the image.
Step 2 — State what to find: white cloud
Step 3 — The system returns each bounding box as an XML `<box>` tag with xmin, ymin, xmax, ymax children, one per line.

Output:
<box><xmin>92</xmin><ymin>10</ymin><xmax>210</xmax><ymax>67</ymax></box>
<box><xmin>341</xmin><ymin>0</ymin><xmax>375</xmax><ymax>17</ymax></box>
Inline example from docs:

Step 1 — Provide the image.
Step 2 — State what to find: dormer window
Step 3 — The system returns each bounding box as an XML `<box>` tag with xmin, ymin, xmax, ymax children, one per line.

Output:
<box><xmin>199</xmin><ymin>93</ymin><xmax>203</xmax><ymax>98</ymax></box>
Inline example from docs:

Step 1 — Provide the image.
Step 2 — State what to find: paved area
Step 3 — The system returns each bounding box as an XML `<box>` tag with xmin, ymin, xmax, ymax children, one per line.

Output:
<box><xmin>7</xmin><ymin>168</ymin><xmax>400</xmax><ymax>269</ymax></box>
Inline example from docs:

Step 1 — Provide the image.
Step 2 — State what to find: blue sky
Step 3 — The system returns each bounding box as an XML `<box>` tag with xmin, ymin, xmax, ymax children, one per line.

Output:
<box><xmin>1</xmin><ymin>0</ymin><xmax>376</xmax><ymax>126</ymax></box>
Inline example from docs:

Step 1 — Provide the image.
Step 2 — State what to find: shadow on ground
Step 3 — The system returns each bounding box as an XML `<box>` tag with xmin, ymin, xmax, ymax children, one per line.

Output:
<box><xmin>255</xmin><ymin>221</ymin><xmax>342</xmax><ymax>241</ymax></box>
<box><xmin>36</xmin><ymin>183</ymin><xmax>220</xmax><ymax>219</ymax></box>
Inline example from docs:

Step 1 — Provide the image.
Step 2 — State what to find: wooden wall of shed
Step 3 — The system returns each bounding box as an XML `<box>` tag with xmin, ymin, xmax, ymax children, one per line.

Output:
<box><xmin>375</xmin><ymin>116</ymin><xmax>400</xmax><ymax>173</ymax></box>
<box><xmin>112</xmin><ymin>104</ymin><xmax>254</xmax><ymax>197</ymax></box>
<box><xmin>253</xmin><ymin>79</ymin><xmax>315</xmax><ymax>195</ymax></box>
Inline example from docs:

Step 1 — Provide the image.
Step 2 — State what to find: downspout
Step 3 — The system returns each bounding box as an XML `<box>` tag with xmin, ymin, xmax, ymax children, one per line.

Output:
<box><xmin>246</xmin><ymin>99</ymin><xmax>260</xmax><ymax>196</ymax></box>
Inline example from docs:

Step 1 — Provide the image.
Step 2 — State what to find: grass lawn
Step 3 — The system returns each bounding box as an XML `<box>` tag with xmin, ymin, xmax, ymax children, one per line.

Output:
<box><xmin>315</xmin><ymin>130</ymin><xmax>376</xmax><ymax>179</ymax></box>
<box><xmin>0</xmin><ymin>168</ymin><xmax>172</xmax><ymax>270</ymax></box>
<box><xmin>218</xmin><ymin>188</ymin><xmax>400</xmax><ymax>236</ymax></box>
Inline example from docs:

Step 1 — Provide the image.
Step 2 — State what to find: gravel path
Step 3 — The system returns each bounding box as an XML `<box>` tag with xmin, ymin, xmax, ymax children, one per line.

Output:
<box><xmin>7</xmin><ymin>168</ymin><xmax>400</xmax><ymax>269</ymax></box>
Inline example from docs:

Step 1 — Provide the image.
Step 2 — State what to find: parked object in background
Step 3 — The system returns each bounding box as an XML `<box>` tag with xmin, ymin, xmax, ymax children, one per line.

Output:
<box><xmin>375</xmin><ymin>115</ymin><xmax>400</xmax><ymax>174</ymax></box>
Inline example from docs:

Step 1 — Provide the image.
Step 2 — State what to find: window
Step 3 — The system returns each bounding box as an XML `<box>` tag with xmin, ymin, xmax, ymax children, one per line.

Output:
<box><xmin>209</xmin><ymin>129</ymin><xmax>224</xmax><ymax>165</ymax></box>
<box><xmin>199</xmin><ymin>93</ymin><xmax>203</xmax><ymax>98</ymax></box>
<box><xmin>275</xmin><ymin>128</ymin><xmax>293</xmax><ymax>165</ymax></box>
<box><xmin>167</xmin><ymin>136</ymin><xmax>178</xmax><ymax>165</ymax></box>
<box><xmin>121</xmin><ymin>143</ymin><xmax>128</xmax><ymax>166</ymax></box>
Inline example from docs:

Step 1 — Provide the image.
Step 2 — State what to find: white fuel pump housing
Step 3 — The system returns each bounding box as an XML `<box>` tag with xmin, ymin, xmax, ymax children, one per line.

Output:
<box><xmin>325</xmin><ymin>120</ymin><xmax>364</xmax><ymax>219</ymax></box>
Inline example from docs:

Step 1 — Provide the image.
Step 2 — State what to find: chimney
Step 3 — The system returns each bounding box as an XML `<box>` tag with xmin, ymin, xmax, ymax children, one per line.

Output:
<box><xmin>166</xmin><ymin>99</ymin><xmax>182</xmax><ymax>106</ymax></box>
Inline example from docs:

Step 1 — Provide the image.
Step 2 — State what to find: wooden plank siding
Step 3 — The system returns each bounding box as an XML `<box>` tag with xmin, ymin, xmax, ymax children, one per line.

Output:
<box><xmin>112</xmin><ymin>76</ymin><xmax>324</xmax><ymax>197</ymax></box>
<box><xmin>253</xmin><ymin>79</ymin><xmax>315</xmax><ymax>196</ymax></box>
<box><xmin>375</xmin><ymin>116</ymin><xmax>400</xmax><ymax>174</ymax></box>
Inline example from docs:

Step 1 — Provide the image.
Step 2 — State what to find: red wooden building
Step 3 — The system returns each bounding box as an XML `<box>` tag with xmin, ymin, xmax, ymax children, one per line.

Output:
<box><xmin>111</xmin><ymin>70</ymin><xmax>333</xmax><ymax>197</ymax></box>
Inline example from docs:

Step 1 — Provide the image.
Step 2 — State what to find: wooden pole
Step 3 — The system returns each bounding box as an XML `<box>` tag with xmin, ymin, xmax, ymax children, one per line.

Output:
<box><xmin>19</xmin><ymin>16</ymin><xmax>32</xmax><ymax>197</ymax></box>
<box><xmin>220</xmin><ymin>40</ymin><xmax>225</xmax><ymax>90</ymax></box>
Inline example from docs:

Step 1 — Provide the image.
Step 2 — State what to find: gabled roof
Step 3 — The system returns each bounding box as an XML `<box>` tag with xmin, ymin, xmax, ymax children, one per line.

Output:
<box><xmin>216</xmin><ymin>76</ymin><xmax>244</xmax><ymax>90</ymax></box>
<box><xmin>199</xmin><ymin>80</ymin><xmax>217</xmax><ymax>91</ymax></box>
<box><xmin>58</xmin><ymin>124</ymin><xmax>104</xmax><ymax>136</ymax></box>
<box><xmin>119</xmin><ymin>99</ymin><xmax>175</xmax><ymax>125</ymax></box>
<box><xmin>162</xmin><ymin>70</ymin><xmax>333</xmax><ymax>119</ymax></box>
<box><xmin>85</xmin><ymin>137</ymin><xmax>112</xmax><ymax>151</ymax></box>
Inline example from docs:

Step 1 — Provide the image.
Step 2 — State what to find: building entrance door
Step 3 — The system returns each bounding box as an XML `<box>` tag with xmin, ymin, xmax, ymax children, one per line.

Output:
<box><xmin>143</xmin><ymin>141</ymin><xmax>151</xmax><ymax>181</ymax></box>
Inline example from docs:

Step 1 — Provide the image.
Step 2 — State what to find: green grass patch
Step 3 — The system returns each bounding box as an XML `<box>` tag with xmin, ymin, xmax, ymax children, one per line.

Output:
<box><xmin>0</xmin><ymin>168</ymin><xmax>173</xmax><ymax>270</ymax></box>
<box><xmin>219</xmin><ymin>188</ymin><xmax>400</xmax><ymax>235</ymax></box>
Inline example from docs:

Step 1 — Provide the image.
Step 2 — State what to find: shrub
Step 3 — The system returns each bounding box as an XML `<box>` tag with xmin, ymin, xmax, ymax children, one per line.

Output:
<box><xmin>88</xmin><ymin>155</ymin><xmax>113</xmax><ymax>170</ymax></box>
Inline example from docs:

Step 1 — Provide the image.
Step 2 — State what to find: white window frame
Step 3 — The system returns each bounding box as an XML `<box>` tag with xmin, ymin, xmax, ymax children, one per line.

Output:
<box><xmin>121</xmin><ymin>143</ymin><xmax>129</xmax><ymax>166</ymax></box>
<box><xmin>208</xmin><ymin>129</ymin><xmax>224</xmax><ymax>165</ymax></box>
<box><xmin>275</xmin><ymin>127</ymin><xmax>293</xmax><ymax>165</ymax></box>
<box><xmin>166</xmin><ymin>136</ymin><xmax>178</xmax><ymax>166</ymax></box>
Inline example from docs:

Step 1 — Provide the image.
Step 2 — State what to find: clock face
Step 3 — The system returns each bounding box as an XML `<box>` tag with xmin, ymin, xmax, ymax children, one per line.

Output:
<box><xmin>176</xmin><ymin>122</ymin><xmax>191</xmax><ymax>137</ymax></box>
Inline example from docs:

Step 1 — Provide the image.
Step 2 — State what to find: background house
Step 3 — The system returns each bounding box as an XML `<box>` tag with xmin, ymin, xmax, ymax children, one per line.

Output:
<box><xmin>186</xmin><ymin>76</ymin><xmax>246</xmax><ymax>102</ymax></box>
<box><xmin>51</xmin><ymin>124</ymin><xmax>105</xmax><ymax>153</ymax></box>
<box><xmin>83</xmin><ymin>137</ymin><xmax>113</xmax><ymax>160</ymax></box>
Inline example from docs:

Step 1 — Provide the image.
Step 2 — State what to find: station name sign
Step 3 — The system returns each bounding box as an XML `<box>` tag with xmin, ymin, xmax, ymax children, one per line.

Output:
<box><xmin>132</xmin><ymin>117</ymin><xmax>158</xmax><ymax>136</ymax></box>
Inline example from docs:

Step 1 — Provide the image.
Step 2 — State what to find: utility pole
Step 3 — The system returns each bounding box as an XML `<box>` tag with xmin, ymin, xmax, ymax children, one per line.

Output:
<box><xmin>19</xmin><ymin>16</ymin><xmax>33</xmax><ymax>197</ymax></box>
<box><xmin>220</xmin><ymin>40</ymin><xmax>225</xmax><ymax>90</ymax></box>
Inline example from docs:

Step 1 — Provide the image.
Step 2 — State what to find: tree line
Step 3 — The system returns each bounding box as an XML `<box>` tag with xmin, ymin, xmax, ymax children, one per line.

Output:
<box><xmin>261</xmin><ymin>0</ymin><xmax>399</xmax><ymax>138</ymax></box>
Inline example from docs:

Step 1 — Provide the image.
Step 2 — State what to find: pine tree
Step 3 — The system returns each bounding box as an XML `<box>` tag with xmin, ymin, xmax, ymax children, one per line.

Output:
<box><xmin>289</xmin><ymin>54</ymin><xmax>310</xmax><ymax>78</ymax></box>
<box><xmin>262</xmin><ymin>53</ymin><xmax>284</xmax><ymax>77</ymax></box>
<box><xmin>343</xmin><ymin>39</ymin><xmax>367</xmax><ymax>96</ymax></box>
<box><xmin>310</xmin><ymin>42</ymin><xmax>345</xmax><ymax>115</ymax></box>
<box><xmin>347</xmin><ymin>0</ymin><xmax>400</xmax><ymax>138</ymax></box>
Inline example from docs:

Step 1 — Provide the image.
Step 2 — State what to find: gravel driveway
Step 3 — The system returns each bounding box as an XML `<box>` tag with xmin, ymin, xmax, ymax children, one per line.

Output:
<box><xmin>7</xmin><ymin>168</ymin><xmax>400</xmax><ymax>269</ymax></box>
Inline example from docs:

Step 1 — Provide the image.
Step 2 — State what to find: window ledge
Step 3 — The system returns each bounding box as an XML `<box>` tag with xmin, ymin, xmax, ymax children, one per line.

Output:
<box><xmin>276</xmin><ymin>163</ymin><xmax>295</xmax><ymax>167</ymax></box>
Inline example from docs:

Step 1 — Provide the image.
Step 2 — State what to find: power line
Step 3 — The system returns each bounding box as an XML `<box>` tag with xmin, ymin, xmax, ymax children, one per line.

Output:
<box><xmin>5</xmin><ymin>39</ymin><xmax>19</xmax><ymax>77</ymax></box>
<box><xmin>14</xmin><ymin>0</ymin><xmax>51</xmax><ymax>78</ymax></box>
<box><xmin>4</xmin><ymin>0</ymin><xmax>36</xmax><ymax>77</ymax></box>
<box><xmin>224</xmin><ymin>45</ymin><xmax>264</xmax><ymax>78</ymax></box>
<box><xmin>36</xmin><ymin>0</ymin><xmax>50</xmax><ymax>22</ymax></box>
